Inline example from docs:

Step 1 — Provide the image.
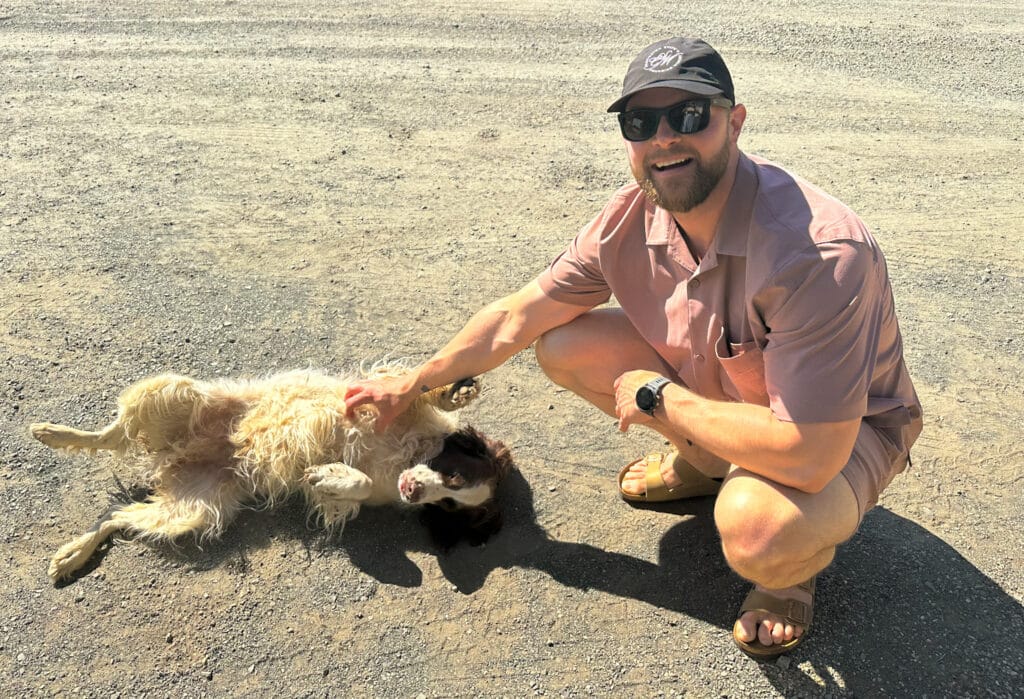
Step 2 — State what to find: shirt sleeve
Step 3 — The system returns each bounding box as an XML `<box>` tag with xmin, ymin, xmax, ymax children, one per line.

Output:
<box><xmin>759</xmin><ymin>239</ymin><xmax>885</xmax><ymax>423</ymax></box>
<box><xmin>535</xmin><ymin>208</ymin><xmax>614</xmax><ymax>307</ymax></box>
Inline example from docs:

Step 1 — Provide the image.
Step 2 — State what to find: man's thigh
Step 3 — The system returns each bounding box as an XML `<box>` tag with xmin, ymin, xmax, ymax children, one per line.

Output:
<box><xmin>534</xmin><ymin>307</ymin><xmax>675</xmax><ymax>390</ymax></box>
<box><xmin>716</xmin><ymin>419</ymin><xmax>898</xmax><ymax>558</ymax></box>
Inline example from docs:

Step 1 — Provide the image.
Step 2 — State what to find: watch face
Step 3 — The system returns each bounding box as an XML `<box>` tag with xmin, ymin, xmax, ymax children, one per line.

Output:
<box><xmin>636</xmin><ymin>386</ymin><xmax>656</xmax><ymax>412</ymax></box>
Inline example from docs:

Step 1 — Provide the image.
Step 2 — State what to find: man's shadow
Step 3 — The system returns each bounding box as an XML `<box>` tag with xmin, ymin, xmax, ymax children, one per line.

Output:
<box><xmin>340</xmin><ymin>468</ymin><xmax>1022</xmax><ymax>697</ymax></box>
<box><xmin>77</xmin><ymin>466</ymin><xmax>1020</xmax><ymax>697</ymax></box>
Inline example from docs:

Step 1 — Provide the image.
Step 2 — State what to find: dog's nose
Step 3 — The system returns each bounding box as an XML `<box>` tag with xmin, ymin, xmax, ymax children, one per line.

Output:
<box><xmin>399</xmin><ymin>473</ymin><xmax>422</xmax><ymax>503</ymax></box>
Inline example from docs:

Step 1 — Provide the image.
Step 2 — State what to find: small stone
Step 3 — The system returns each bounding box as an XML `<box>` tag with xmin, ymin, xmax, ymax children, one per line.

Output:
<box><xmin>165</xmin><ymin>633</ymin><xmax>173</xmax><ymax>643</ymax></box>
<box><xmin>775</xmin><ymin>655</ymin><xmax>791</xmax><ymax>669</ymax></box>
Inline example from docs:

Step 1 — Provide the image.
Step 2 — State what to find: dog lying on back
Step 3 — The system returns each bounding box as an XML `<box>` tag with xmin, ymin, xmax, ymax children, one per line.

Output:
<box><xmin>31</xmin><ymin>365</ymin><xmax>514</xmax><ymax>581</ymax></box>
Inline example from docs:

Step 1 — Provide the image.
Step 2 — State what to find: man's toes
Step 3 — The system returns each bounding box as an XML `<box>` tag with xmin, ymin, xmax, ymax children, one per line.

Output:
<box><xmin>619</xmin><ymin>465</ymin><xmax>647</xmax><ymax>495</ymax></box>
<box><xmin>733</xmin><ymin>614</ymin><xmax>759</xmax><ymax>644</ymax></box>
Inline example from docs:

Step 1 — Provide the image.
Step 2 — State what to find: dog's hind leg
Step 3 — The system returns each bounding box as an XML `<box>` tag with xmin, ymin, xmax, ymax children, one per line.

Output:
<box><xmin>423</xmin><ymin>377</ymin><xmax>481</xmax><ymax>412</ymax></box>
<box><xmin>48</xmin><ymin>491</ymin><xmax>237</xmax><ymax>581</ymax></box>
<box><xmin>32</xmin><ymin>374</ymin><xmax>205</xmax><ymax>454</ymax></box>
<box><xmin>303</xmin><ymin>463</ymin><xmax>373</xmax><ymax>527</ymax></box>
<box><xmin>48</xmin><ymin>510</ymin><xmax>130</xmax><ymax>581</ymax></box>
<box><xmin>31</xmin><ymin>421</ymin><xmax>128</xmax><ymax>452</ymax></box>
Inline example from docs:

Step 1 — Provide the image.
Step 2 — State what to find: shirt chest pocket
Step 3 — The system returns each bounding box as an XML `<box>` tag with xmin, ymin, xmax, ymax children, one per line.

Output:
<box><xmin>715</xmin><ymin>332</ymin><xmax>770</xmax><ymax>407</ymax></box>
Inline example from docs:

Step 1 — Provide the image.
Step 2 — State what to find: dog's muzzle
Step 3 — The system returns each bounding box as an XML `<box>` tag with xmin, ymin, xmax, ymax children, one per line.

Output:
<box><xmin>399</xmin><ymin>471</ymin><xmax>423</xmax><ymax>503</ymax></box>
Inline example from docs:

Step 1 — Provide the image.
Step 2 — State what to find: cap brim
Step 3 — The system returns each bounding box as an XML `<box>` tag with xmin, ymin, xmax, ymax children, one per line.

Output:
<box><xmin>607</xmin><ymin>80</ymin><xmax>724</xmax><ymax>112</ymax></box>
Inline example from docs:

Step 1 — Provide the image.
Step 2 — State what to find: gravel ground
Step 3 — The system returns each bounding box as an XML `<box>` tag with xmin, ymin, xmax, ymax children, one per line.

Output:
<box><xmin>2</xmin><ymin>1</ymin><xmax>1022</xmax><ymax>697</ymax></box>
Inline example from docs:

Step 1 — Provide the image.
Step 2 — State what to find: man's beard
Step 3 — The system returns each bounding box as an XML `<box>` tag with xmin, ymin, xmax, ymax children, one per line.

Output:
<box><xmin>634</xmin><ymin>138</ymin><xmax>731</xmax><ymax>213</ymax></box>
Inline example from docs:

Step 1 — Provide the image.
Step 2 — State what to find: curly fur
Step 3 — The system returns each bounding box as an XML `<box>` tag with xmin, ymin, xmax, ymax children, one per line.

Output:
<box><xmin>31</xmin><ymin>364</ymin><xmax>513</xmax><ymax>581</ymax></box>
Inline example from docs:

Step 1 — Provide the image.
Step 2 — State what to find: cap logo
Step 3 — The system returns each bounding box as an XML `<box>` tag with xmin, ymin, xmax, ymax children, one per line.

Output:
<box><xmin>644</xmin><ymin>46</ymin><xmax>684</xmax><ymax>73</ymax></box>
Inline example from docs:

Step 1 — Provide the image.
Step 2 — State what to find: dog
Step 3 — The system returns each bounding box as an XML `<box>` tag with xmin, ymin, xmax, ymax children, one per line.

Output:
<box><xmin>30</xmin><ymin>364</ymin><xmax>514</xmax><ymax>581</ymax></box>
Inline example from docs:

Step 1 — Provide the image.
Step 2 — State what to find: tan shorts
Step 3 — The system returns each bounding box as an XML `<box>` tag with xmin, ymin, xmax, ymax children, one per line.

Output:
<box><xmin>841</xmin><ymin>419</ymin><xmax>910</xmax><ymax>521</ymax></box>
<box><xmin>683</xmin><ymin>419</ymin><xmax>908</xmax><ymax>523</ymax></box>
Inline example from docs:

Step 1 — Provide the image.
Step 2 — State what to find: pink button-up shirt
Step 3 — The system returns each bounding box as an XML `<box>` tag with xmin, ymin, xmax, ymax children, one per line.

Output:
<box><xmin>537</xmin><ymin>153</ymin><xmax>922</xmax><ymax>455</ymax></box>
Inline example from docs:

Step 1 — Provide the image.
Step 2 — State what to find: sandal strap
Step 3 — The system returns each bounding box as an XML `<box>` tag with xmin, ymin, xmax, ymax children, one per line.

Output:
<box><xmin>646</xmin><ymin>451</ymin><xmax>720</xmax><ymax>493</ymax></box>
<box><xmin>738</xmin><ymin>577</ymin><xmax>816</xmax><ymax>627</ymax></box>
<box><xmin>644</xmin><ymin>452</ymin><xmax>667</xmax><ymax>494</ymax></box>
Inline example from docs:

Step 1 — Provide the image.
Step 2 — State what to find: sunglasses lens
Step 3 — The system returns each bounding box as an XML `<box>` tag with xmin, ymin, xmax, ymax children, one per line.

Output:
<box><xmin>618</xmin><ymin>111</ymin><xmax>658</xmax><ymax>141</ymax></box>
<box><xmin>669</xmin><ymin>101</ymin><xmax>709</xmax><ymax>134</ymax></box>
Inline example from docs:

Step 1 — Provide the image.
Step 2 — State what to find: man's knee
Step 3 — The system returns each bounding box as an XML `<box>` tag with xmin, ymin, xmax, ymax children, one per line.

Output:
<box><xmin>534</xmin><ymin>321</ymin><xmax>589</xmax><ymax>381</ymax></box>
<box><xmin>714</xmin><ymin>479</ymin><xmax>809</xmax><ymax>581</ymax></box>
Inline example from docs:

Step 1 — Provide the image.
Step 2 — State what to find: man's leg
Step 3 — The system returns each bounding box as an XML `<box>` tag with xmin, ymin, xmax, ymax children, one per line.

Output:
<box><xmin>717</xmin><ymin>452</ymin><xmax>863</xmax><ymax>650</ymax></box>
<box><xmin>535</xmin><ymin>307</ymin><xmax>670</xmax><ymax>417</ymax></box>
<box><xmin>534</xmin><ymin>308</ymin><xmax>728</xmax><ymax>495</ymax></box>
<box><xmin>537</xmin><ymin>308</ymin><xmax>877</xmax><ymax>652</ymax></box>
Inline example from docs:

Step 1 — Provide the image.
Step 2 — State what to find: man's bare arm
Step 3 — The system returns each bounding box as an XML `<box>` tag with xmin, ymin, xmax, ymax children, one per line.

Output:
<box><xmin>614</xmin><ymin>369</ymin><xmax>861</xmax><ymax>492</ymax></box>
<box><xmin>344</xmin><ymin>280</ymin><xmax>590</xmax><ymax>428</ymax></box>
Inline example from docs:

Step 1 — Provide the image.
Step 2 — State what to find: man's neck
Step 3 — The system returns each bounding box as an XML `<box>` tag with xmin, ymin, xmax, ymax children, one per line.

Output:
<box><xmin>670</xmin><ymin>152</ymin><xmax>740</xmax><ymax>260</ymax></box>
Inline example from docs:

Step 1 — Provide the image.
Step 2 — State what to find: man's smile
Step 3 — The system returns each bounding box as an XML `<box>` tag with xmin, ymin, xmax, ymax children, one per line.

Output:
<box><xmin>651</xmin><ymin>156</ymin><xmax>694</xmax><ymax>172</ymax></box>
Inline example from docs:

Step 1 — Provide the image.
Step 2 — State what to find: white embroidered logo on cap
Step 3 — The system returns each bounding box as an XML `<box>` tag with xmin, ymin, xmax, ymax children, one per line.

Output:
<box><xmin>644</xmin><ymin>46</ymin><xmax>684</xmax><ymax>73</ymax></box>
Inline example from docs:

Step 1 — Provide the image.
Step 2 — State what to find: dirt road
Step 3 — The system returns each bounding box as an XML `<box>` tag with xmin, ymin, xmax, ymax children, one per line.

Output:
<box><xmin>3</xmin><ymin>1</ymin><xmax>1022</xmax><ymax>696</ymax></box>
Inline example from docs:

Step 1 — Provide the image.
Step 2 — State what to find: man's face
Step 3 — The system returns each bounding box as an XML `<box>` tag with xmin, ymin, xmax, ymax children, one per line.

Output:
<box><xmin>623</xmin><ymin>87</ymin><xmax>736</xmax><ymax>213</ymax></box>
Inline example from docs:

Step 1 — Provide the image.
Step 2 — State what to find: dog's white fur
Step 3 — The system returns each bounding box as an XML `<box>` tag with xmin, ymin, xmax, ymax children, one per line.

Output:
<box><xmin>31</xmin><ymin>364</ymin><xmax>506</xmax><ymax>580</ymax></box>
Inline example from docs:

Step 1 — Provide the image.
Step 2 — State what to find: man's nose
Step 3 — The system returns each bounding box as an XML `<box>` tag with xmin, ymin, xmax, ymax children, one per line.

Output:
<box><xmin>650</xmin><ymin>114</ymin><xmax>683</xmax><ymax>146</ymax></box>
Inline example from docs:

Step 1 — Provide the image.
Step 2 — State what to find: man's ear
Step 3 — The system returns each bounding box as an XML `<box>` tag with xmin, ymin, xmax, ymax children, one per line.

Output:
<box><xmin>728</xmin><ymin>103</ymin><xmax>747</xmax><ymax>144</ymax></box>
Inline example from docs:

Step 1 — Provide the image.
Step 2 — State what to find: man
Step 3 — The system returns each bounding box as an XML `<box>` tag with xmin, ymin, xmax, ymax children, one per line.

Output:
<box><xmin>344</xmin><ymin>37</ymin><xmax>923</xmax><ymax>657</ymax></box>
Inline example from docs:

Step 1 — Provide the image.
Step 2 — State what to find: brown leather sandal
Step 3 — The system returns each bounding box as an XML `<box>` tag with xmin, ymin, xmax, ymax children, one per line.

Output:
<box><xmin>617</xmin><ymin>451</ymin><xmax>722</xmax><ymax>503</ymax></box>
<box><xmin>733</xmin><ymin>577</ymin><xmax>816</xmax><ymax>659</ymax></box>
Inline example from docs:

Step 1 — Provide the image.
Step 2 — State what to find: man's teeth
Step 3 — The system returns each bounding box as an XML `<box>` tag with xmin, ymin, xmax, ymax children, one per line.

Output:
<box><xmin>654</xmin><ymin>157</ymin><xmax>692</xmax><ymax>171</ymax></box>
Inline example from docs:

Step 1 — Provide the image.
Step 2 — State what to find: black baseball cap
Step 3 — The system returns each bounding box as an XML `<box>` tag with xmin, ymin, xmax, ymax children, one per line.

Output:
<box><xmin>608</xmin><ymin>37</ymin><xmax>735</xmax><ymax>112</ymax></box>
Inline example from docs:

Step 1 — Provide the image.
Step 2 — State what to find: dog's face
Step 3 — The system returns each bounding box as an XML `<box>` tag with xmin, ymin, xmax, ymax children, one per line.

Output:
<box><xmin>397</xmin><ymin>426</ymin><xmax>515</xmax><ymax>550</ymax></box>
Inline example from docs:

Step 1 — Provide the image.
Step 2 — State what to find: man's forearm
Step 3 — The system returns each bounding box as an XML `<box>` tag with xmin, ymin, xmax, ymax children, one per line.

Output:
<box><xmin>410</xmin><ymin>299</ymin><xmax>538</xmax><ymax>394</ymax></box>
<box><xmin>657</xmin><ymin>385</ymin><xmax>859</xmax><ymax>492</ymax></box>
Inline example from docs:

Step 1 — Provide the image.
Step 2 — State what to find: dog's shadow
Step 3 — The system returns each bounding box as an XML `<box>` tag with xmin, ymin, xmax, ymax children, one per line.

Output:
<box><xmin>66</xmin><ymin>468</ymin><xmax>1022</xmax><ymax>696</ymax></box>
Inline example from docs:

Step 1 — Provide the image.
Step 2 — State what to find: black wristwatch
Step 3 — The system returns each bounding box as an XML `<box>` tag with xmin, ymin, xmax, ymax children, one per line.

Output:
<box><xmin>635</xmin><ymin>376</ymin><xmax>672</xmax><ymax>416</ymax></box>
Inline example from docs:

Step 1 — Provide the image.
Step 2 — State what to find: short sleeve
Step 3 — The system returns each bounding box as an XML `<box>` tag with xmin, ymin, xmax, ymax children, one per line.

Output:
<box><xmin>760</xmin><ymin>240</ymin><xmax>884</xmax><ymax>423</ymax></box>
<box><xmin>536</xmin><ymin>209</ymin><xmax>614</xmax><ymax>307</ymax></box>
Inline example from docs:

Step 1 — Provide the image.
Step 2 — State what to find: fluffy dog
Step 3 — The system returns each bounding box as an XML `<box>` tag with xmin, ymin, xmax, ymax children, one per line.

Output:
<box><xmin>31</xmin><ymin>365</ymin><xmax>514</xmax><ymax>581</ymax></box>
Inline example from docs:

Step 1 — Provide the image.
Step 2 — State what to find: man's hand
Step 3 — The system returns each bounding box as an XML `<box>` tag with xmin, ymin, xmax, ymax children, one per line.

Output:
<box><xmin>613</xmin><ymin>369</ymin><xmax>664</xmax><ymax>432</ymax></box>
<box><xmin>343</xmin><ymin>375</ymin><xmax>419</xmax><ymax>432</ymax></box>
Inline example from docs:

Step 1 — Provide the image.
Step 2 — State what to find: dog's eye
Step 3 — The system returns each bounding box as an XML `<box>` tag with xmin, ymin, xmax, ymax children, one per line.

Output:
<box><xmin>444</xmin><ymin>474</ymin><xmax>466</xmax><ymax>489</ymax></box>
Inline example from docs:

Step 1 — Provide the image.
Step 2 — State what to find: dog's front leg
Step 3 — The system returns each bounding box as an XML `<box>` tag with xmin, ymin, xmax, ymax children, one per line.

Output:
<box><xmin>303</xmin><ymin>463</ymin><xmax>372</xmax><ymax>528</ymax></box>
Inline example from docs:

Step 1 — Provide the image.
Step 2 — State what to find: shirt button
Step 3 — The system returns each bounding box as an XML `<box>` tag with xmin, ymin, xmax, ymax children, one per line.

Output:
<box><xmin>689</xmin><ymin>278</ymin><xmax>701</xmax><ymax>289</ymax></box>
<box><xmin>695</xmin><ymin>354</ymin><xmax>705</xmax><ymax>362</ymax></box>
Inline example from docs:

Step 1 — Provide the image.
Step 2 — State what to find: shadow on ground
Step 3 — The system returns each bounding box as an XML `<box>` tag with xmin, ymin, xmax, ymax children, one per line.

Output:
<box><xmin>343</xmin><ymin>468</ymin><xmax>1024</xmax><ymax>696</ymax></box>
<box><xmin>60</xmin><ymin>467</ymin><xmax>1022</xmax><ymax>696</ymax></box>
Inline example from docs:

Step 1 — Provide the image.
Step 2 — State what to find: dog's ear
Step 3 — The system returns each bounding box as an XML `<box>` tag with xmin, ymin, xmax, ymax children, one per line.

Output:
<box><xmin>452</xmin><ymin>426</ymin><xmax>517</xmax><ymax>481</ymax></box>
<box><xmin>463</xmin><ymin>502</ymin><xmax>503</xmax><ymax>547</ymax></box>
<box><xmin>419</xmin><ymin>502</ymin><xmax>504</xmax><ymax>551</ymax></box>
<box><xmin>485</xmin><ymin>436</ymin><xmax>515</xmax><ymax>481</ymax></box>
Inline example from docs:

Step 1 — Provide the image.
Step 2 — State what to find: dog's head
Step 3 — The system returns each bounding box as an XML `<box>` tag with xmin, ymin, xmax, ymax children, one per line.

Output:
<box><xmin>398</xmin><ymin>426</ymin><xmax>515</xmax><ymax>550</ymax></box>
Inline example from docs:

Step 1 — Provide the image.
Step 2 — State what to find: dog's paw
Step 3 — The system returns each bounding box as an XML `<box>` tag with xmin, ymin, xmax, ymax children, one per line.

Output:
<box><xmin>438</xmin><ymin>377</ymin><xmax>481</xmax><ymax>411</ymax></box>
<box><xmin>48</xmin><ymin>540</ymin><xmax>91</xmax><ymax>581</ymax></box>
<box><xmin>31</xmin><ymin>422</ymin><xmax>79</xmax><ymax>450</ymax></box>
<box><xmin>303</xmin><ymin>463</ymin><xmax>372</xmax><ymax>500</ymax></box>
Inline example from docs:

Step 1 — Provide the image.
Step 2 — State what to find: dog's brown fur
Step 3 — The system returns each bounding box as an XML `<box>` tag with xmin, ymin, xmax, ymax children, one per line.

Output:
<box><xmin>31</xmin><ymin>365</ymin><xmax>513</xmax><ymax>581</ymax></box>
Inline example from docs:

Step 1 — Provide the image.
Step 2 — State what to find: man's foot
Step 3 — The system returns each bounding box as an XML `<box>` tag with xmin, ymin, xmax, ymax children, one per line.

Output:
<box><xmin>733</xmin><ymin>577</ymin><xmax>815</xmax><ymax>659</ymax></box>
<box><xmin>618</xmin><ymin>451</ymin><xmax>722</xmax><ymax>502</ymax></box>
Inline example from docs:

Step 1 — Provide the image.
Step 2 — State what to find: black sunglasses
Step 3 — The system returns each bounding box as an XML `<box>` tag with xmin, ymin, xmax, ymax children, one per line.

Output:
<box><xmin>617</xmin><ymin>97</ymin><xmax>734</xmax><ymax>142</ymax></box>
